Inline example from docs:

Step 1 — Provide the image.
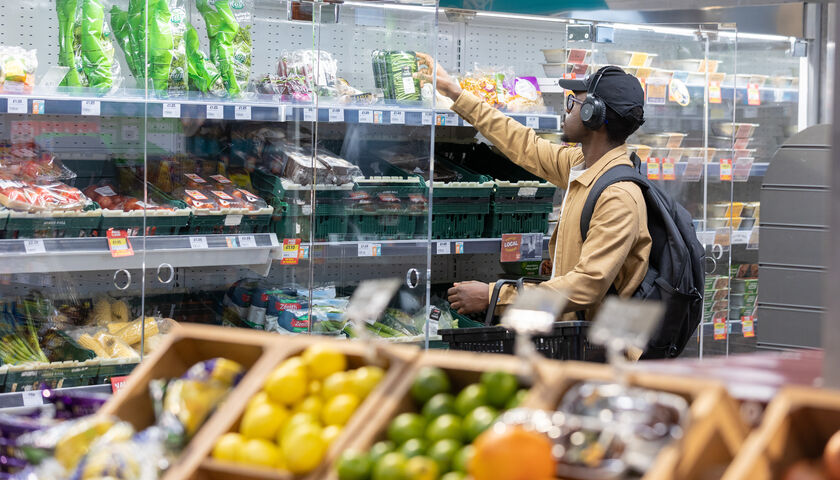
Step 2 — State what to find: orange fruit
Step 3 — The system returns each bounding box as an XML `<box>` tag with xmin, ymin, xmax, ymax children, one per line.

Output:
<box><xmin>469</xmin><ymin>425</ymin><xmax>555</xmax><ymax>480</ymax></box>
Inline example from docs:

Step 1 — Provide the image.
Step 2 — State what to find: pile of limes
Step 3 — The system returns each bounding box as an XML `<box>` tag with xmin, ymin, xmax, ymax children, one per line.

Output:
<box><xmin>211</xmin><ymin>344</ymin><xmax>385</xmax><ymax>474</ymax></box>
<box><xmin>337</xmin><ymin>367</ymin><xmax>526</xmax><ymax>480</ymax></box>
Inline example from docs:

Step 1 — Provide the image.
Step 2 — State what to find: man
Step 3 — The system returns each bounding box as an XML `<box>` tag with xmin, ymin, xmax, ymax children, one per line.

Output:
<box><xmin>417</xmin><ymin>56</ymin><xmax>652</xmax><ymax>321</ymax></box>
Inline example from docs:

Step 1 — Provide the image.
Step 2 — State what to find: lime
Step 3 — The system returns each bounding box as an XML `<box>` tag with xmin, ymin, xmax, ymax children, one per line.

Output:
<box><xmin>425</xmin><ymin>414</ymin><xmax>463</xmax><ymax>443</ymax></box>
<box><xmin>440</xmin><ymin>472</ymin><xmax>467</xmax><ymax>480</ymax></box>
<box><xmin>302</xmin><ymin>345</ymin><xmax>347</xmax><ymax>380</ymax></box>
<box><xmin>370</xmin><ymin>440</ymin><xmax>396</xmax><ymax>464</ymax></box>
<box><xmin>373</xmin><ymin>452</ymin><xmax>408</xmax><ymax>480</ymax></box>
<box><xmin>422</xmin><ymin>393</ymin><xmax>457</xmax><ymax>420</ymax></box>
<box><xmin>480</xmin><ymin>371</ymin><xmax>518</xmax><ymax>409</ymax></box>
<box><xmin>240</xmin><ymin>399</ymin><xmax>289</xmax><ymax>440</ymax></box>
<box><xmin>452</xmin><ymin>444</ymin><xmax>474</xmax><ymax>473</ymax></box>
<box><xmin>211</xmin><ymin>432</ymin><xmax>245</xmax><ymax>462</ymax></box>
<box><xmin>337</xmin><ymin>450</ymin><xmax>373</xmax><ymax>480</ymax></box>
<box><xmin>405</xmin><ymin>456</ymin><xmax>439</xmax><ymax>480</ymax></box>
<box><xmin>427</xmin><ymin>439</ymin><xmax>461</xmax><ymax>473</ymax></box>
<box><xmin>399</xmin><ymin>438</ymin><xmax>428</xmax><ymax>458</ymax></box>
<box><xmin>388</xmin><ymin>413</ymin><xmax>427</xmax><ymax>445</ymax></box>
<box><xmin>454</xmin><ymin>384</ymin><xmax>488</xmax><ymax>416</ymax></box>
<box><xmin>506</xmin><ymin>388</ymin><xmax>529</xmax><ymax>409</ymax></box>
<box><xmin>462</xmin><ymin>406</ymin><xmax>497</xmax><ymax>442</ymax></box>
<box><xmin>237</xmin><ymin>438</ymin><xmax>280</xmax><ymax>468</ymax></box>
<box><xmin>323</xmin><ymin>393</ymin><xmax>361</xmax><ymax>426</ymax></box>
<box><xmin>411</xmin><ymin>367</ymin><xmax>451</xmax><ymax>405</ymax></box>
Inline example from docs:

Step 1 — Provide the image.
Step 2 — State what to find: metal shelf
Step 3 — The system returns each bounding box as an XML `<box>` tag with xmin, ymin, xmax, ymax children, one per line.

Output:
<box><xmin>0</xmin><ymin>384</ymin><xmax>112</xmax><ymax>409</ymax></box>
<box><xmin>301</xmin><ymin>237</ymin><xmax>551</xmax><ymax>259</ymax></box>
<box><xmin>0</xmin><ymin>233</ymin><xmax>280</xmax><ymax>274</ymax></box>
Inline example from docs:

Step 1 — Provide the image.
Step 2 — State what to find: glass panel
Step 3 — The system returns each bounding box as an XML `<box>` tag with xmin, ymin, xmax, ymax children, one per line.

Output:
<box><xmin>309</xmin><ymin>1</ymin><xmax>438</xmax><ymax>342</ymax></box>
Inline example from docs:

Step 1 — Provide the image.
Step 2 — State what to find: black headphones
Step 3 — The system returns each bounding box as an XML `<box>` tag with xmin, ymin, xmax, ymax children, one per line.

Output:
<box><xmin>579</xmin><ymin>66</ymin><xmax>623</xmax><ymax>131</ymax></box>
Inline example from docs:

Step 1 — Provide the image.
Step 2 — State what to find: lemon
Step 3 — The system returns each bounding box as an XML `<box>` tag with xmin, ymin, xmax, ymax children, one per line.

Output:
<box><xmin>294</xmin><ymin>396</ymin><xmax>325</xmax><ymax>417</ymax></box>
<box><xmin>322</xmin><ymin>424</ymin><xmax>342</xmax><ymax>446</ymax></box>
<box><xmin>308</xmin><ymin>380</ymin><xmax>322</xmax><ymax>396</ymax></box>
<box><xmin>279</xmin><ymin>412</ymin><xmax>320</xmax><ymax>445</ymax></box>
<box><xmin>322</xmin><ymin>371</ymin><xmax>351</xmax><ymax>400</ymax></box>
<box><xmin>237</xmin><ymin>438</ymin><xmax>280</xmax><ymax>468</ymax></box>
<box><xmin>247</xmin><ymin>391</ymin><xmax>272</xmax><ymax>410</ymax></box>
<box><xmin>303</xmin><ymin>345</ymin><xmax>347</xmax><ymax>380</ymax></box>
<box><xmin>240</xmin><ymin>400</ymin><xmax>289</xmax><ymax>440</ymax></box>
<box><xmin>351</xmin><ymin>366</ymin><xmax>385</xmax><ymax>399</ymax></box>
<box><xmin>276</xmin><ymin>451</ymin><xmax>288</xmax><ymax>471</ymax></box>
<box><xmin>282</xmin><ymin>423</ymin><xmax>327</xmax><ymax>474</ymax></box>
<box><xmin>322</xmin><ymin>393</ymin><xmax>361</xmax><ymax>426</ymax></box>
<box><xmin>211</xmin><ymin>432</ymin><xmax>245</xmax><ymax>462</ymax></box>
<box><xmin>265</xmin><ymin>364</ymin><xmax>308</xmax><ymax>405</ymax></box>
<box><xmin>281</xmin><ymin>356</ymin><xmax>307</xmax><ymax>374</ymax></box>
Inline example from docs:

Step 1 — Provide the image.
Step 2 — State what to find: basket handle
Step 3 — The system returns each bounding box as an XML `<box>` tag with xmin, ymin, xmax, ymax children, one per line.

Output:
<box><xmin>484</xmin><ymin>277</ymin><xmax>545</xmax><ymax>326</ymax></box>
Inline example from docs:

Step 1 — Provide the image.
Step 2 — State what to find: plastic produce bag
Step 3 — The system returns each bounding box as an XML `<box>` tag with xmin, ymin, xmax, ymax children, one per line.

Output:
<box><xmin>185</xmin><ymin>24</ymin><xmax>225</xmax><ymax>96</ymax></box>
<box><xmin>196</xmin><ymin>0</ymin><xmax>253</xmax><ymax>97</ymax></box>
<box><xmin>374</xmin><ymin>51</ymin><xmax>420</xmax><ymax>101</ymax></box>
<box><xmin>0</xmin><ymin>46</ymin><xmax>38</xmax><ymax>94</ymax></box>
<box><xmin>57</xmin><ymin>0</ymin><xmax>83</xmax><ymax>87</ymax></box>
<box><xmin>272</xmin><ymin>49</ymin><xmax>338</xmax><ymax>99</ymax></box>
<box><xmin>80</xmin><ymin>0</ymin><xmax>120</xmax><ymax>92</ymax></box>
<box><xmin>0</xmin><ymin>179</ymin><xmax>89</xmax><ymax>212</ymax></box>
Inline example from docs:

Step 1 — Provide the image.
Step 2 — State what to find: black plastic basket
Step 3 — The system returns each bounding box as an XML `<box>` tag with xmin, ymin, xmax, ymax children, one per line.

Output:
<box><xmin>439</xmin><ymin>321</ymin><xmax>604</xmax><ymax>361</ymax></box>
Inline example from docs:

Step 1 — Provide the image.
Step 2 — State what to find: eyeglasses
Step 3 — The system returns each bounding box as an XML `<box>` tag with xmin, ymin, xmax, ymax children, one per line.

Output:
<box><xmin>566</xmin><ymin>94</ymin><xmax>584</xmax><ymax>113</ymax></box>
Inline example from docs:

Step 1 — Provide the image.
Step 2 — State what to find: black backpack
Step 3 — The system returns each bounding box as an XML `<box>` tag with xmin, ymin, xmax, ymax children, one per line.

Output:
<box><xmin>579</xmin><ymin>153</ymin><xmax>705</xmax><ymax>359</ymax></box>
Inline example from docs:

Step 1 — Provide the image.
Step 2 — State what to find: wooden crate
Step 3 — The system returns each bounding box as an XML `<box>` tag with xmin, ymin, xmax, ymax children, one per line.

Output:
<box><xmin>190</xmin><ymin>340</ymin><xmax>419</xmax><ymax>480</ymax></box>
<box><xmin>723</xmin><ymin>385</ymin><xmax>840</xmax><ymax>480</ymax></box>
<box><xmin>320</xmin><ymin>349</ymin><xmax>556</xmax><ymax>480</ymax></box>
<box><xmin>536</xmin><ymin>360</ymin><xmax>749</xmax><ymax>480</ymax></box>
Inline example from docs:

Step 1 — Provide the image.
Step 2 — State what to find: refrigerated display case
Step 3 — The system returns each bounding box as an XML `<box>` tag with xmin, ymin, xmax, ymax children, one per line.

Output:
<box><xmin>0</xmin><ymin>0</ymin><xmax>812</xmax><ymax>399</ymax></box>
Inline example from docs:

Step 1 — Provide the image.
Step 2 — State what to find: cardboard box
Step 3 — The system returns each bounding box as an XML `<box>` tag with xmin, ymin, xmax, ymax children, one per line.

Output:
<box><xmin>723</xmin><ymin>386</ymin><xmax>840</xmax><ymax>480</ymax></box>
<box><xmin>537</xmin><ymin>361</ymin><xmax>749</xmax><ymax>480</ymax></box>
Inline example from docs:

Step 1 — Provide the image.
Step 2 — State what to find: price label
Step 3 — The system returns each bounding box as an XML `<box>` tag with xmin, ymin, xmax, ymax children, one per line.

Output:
<box><xmin>234</xmin><ymin>105</ymin><xmax>252</xmax><ymax>120</ymax></box>
<box><xmin>747</xmin><ymin>83</ymin><xmax>761</xmax><ymax>106</ymax></box>
<box><xmin>206</xmin><ymin>104</ymin><xmax>224</xmax><ymax>119</ymax></box>
<box><xmin>647</xmin><ymin>158</ymin><xmax>661</xmax><ymax>180</ymax></box>
<box><xmin>7</xmin><ymin>98</ymin><xmax>27</xmax><ymax>114</ymax></box>
<box><xmin>23</xmin><ymin>239</ymin><xmax>45</xmax><ymax>254</ymax></box>
<box><xmin>110</xmin><ymin>376</ymin><xmax>129</xmax><ymax>394</ymax></box>
<box><xmin>526</xmin><ymin>116</ymin><xmax>540</xmax><ymax>129</ymax></box>
<box><xmin>733</xmin><ymin>157</ymin><xmax>754</xmax><ymax>182</ymax></box>
<box><xmin>709</xmin><ymin>82</ymin><xmax>722</xmax><ymax>104</ymax></box>
<box><xmin>281</xmin><ymin>238</ymin><xmax>301</xmax><ymax>265</ymax></box>
<box><xmin>517</xmin><ymin>187</ymin><xmax>538</xmax><ymax>197</ymax></box>
<box><xmin>189</xmin><ymin>236</ymin><xmax>209</xmax><ymax>249</ymax></box>
<box><xmin>224</xmin><ymin>214</ymin><xmax>243</xmax><ymax>226</ymax></box>
<box><xmin>373</xmin><ymin>111</ymin><xmax>384</xmax><ymax>124</ymax></box>
<box><xmin>662</xmin><ymin>159</ymin><xmax>676</xmax><ymax>181</ymax></box>
<box><xmin>421</xmin><ymin>112</ymin><xmax>433</xmax><ymax>125</ymax></box>
<box><xmin>358</xmin><ymin>109</ymin><xmax>373</xmax><ymax>123</ymax></box>
<box><xmin>462</xmin><ymin>120</ymin><xmax>472</xmax><ymax>127</ymax></box>
<box><xmin>741</xmin><ymin>316</ymin><xmax>755</xmax><ymax>338</ymax></box>
<box><xmin>455</xmin><ymin>241</ymin><xmax>464</xmax><ymax>254</ymax></box>
<box><xmin>390</xmin><ymin>110</ymin><xmax>405</xmax><ymax>124</ymax></box>
<box><xmin>713</xmin><ymin>315</ymin><xmax>728</xmax><ymax>340</ymax></box>
<box><xmin>329</xmin><ymin>108</ymin><xmax>344</xmax><ymax>122</ymax></box>
<box><xmin>32</xmin><ymin>99</ymin><xmax>45</xmax><ymax>115</ymax></box>
<box><xmin>121</xmin><ymin>124</ymin><xmax>139</xmax><ymax>141</ymax></box>
<box><xmin>357</xmin><ymin>242</ymin><xmax>381</xmax><ymax>257</ymax></box>
<box><xmin>436</xmin><ymin>241</ymin><xmax>451</xmax><ymax>255</ymax></box>
<box><xmin>646</xmin><ymin>82</ymin><xmax>667</xmax><ymax>105</ymax></box>
<box><xmin>303</xmin><ymin>107</ymin><xmax>316</xmax><ymax>122</ymax></box>
<box><xmin>81</xmin><ymin>100</ymin><xmax>101</xmax><ymax>116</ymax></box>
<box><xmin>239</xmin><ymin>235</ymin><xmax>257</xmax><ymax>248</ymax></box>
<box><xmin>162</xmin><ymin>103</ymin><xmax>181</xmax><ymax>118</ymax></box>
<box><xmin>107</xmin><ymin>229</ymin><xmax>134</xmax><ymax>258</ymax></box>
<box><xmin>732</xmin><ymin>230</ymin><xmax>750</xmax><ymax>244</ymax></box>
<box><xmin>720</xmin><ymin>158</ymin><xmax>733</xmax><ymax>181</ymax></box>
<box><xmin>21</xmin><ymin>390</ymin><xmax>43</xmax><ymax>407</ymax></box>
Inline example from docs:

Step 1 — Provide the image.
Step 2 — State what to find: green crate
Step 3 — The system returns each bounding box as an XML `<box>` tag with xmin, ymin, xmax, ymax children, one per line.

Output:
<box><xmin>3</xmin><ymin>205</ymin><xmax>101</xmax><ymax>239</ymax></box>
<box><xmin>492</xmin><ymin>180</ymin><xmax>557</xmax><ymax>204</ymax></box>
<box><xmin>181</xmin><ymin>206</ymin><xmax>273</xmax><ymax>235</ymax></box>
<box><xmin>0</xmin><ymin>209</ymin><xmax>7</xmax><ymax>231</ymax></box>
<box><xmin>351</xmin><ymin>169</ymin><xmax>427</xmax><ymax>240</ymax></box>
<box><xmin>485</xmin><ymin>202</ymin><xmax>553</xmax><ymax>237</ymax></box>
<box><xmin>2</xmin><ymin>361</ymin><xmax>99</xmax><ymax>392</ymax></box>
<box><xmin>95</xmin><ymin>359</ymin><xmax>140</xmax><ymax>385</ymax></box>
<box><xmin>98</xmin><ymin>184</ymin><xmax>191</xmax><ymax>236</ymax></box>
<box><xmin>349</xmin><ymin>211</ymin><xmax>420</xmax><ymax>240</ymax></box>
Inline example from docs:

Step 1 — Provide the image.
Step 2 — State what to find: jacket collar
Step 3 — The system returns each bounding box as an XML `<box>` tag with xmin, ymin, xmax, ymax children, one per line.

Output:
<box><xmin>573</xmin><ymin>144</ymin><xmax>631</xmax><ymax>187</ymax></box>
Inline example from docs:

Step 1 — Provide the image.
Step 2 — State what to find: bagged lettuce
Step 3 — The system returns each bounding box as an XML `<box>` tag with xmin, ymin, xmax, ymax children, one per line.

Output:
<box><xmin>81</xmin><ymin>0</ymin><xmax>121</xmax><ymax>92</ymax></box>
<box><xmin>196</xmin><ymin>0</ymin><xmax>253</xmax><ymax>97</ymax></box>
<box><xmin>185</xmin><ymin>25</ymin><xmax>225</xmax><ymax>96</ymax></box>
<box><xmin>57</xmin><ymin>0</ymin><xmax>83</xmax><ymax>87</ymax></box>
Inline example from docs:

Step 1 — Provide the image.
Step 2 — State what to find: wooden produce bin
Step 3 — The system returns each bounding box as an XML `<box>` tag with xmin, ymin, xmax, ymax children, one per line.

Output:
<box><xmin>723</xmin><ymin>386</ymin><xmax>840</xmax><ymax>480</ymax></box>
<box><xmin>320</xmin><ymin>349</ymin><xmax>557</xmax><ymax>480</ymax></box>
<box><xmin>536</xmin><ymin>360</ymin><xmax>749</xmax><ymax>480</ymax></box>
<box><xmin>190</xmin><ymin>338</ymin><xmax>420</xmax><ymax>480</ymax></box>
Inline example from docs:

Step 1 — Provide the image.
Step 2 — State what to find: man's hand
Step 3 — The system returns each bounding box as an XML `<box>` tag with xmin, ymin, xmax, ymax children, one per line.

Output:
<box><xmin>415</xmin><ymin>52</ymin><xmax>462</xmax><ymax>102</ymax></box>
<box><xmin>448</xmin><ymin>281</ymin><xmax>490</xmax><ymax>314</ymax></box>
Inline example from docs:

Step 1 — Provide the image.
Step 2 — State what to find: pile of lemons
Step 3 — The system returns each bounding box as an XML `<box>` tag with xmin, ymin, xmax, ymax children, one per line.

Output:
<box><xmin>212</xmin><ymin>344</ymin><xmax>385</xmax><ymax>474</ymax></box>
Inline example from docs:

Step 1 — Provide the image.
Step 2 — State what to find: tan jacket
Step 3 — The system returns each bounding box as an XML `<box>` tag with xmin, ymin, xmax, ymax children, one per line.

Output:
<box><xmin>451</xmin><ymin>91</ymin><xmax>652</xmax><ymax>320</ymax></box>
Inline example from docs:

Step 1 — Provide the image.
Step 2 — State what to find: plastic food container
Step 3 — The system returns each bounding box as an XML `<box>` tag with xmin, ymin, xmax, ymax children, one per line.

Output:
<box><xmin>742</xmin><ymin>202</ymin><xmax>759</xmax><ymax>218</ymax></box>
<box><xmin>707</xmin><ymin>217</ymin><xmax>728</xmax><ymax>229</ymax></box>
<box><xmin>650</xmin><ymin>147</ymin><xmax>683</xmax><ymax>162</ymax></box>
<box><xmin>635</xmin><ymin>132</ymin><xmax>686</xmax><ymax>148</ymax></box>
<box><xmin>681</xmin><ymin>147</ymin><xmax>716</xmax><ymax>160</ymax></box>
<box><xmin>712</xmin><ymin>122</ymin><xmax>759</xmax><ymax>138</ymax></box>
<box><xmin>627</xmin><ymin>144</ymin><xmax>652</xmax><ymax>162</ymax></box>
<box><xmin>541</xmin><ymin>63</ymin><xmax>591</xmax><ymax>77</ymax></box>
<box><xmin>604</xmin><ymin>50</ymin><xmax>657</xmax><ymax>67</ymax></box>
<box><xmin>541</xmin><ymin>48</ymin><xmax>591</xmax><ymax>64</ymax></box>
<box><xmin>768</xmin><ymin>76</ymin><xmax>797</xmax><ymax>88</ymax></box>
<box><xmin>708</xmin><ymin>136</ymin><xmax>753</xmax><ymax>149</ymax></box>
<box><xmin>740</xmin><ymin>217</ymin><xmax>756</xmax><ymax>230</ymax></box>
<box><xmin>668</xmin><ymin>58</ymin><xmax>720</xmax><ymax>73</ymax></box>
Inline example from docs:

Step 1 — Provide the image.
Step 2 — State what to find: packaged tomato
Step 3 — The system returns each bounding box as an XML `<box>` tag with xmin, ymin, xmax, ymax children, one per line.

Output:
<box><xmin>181</xmin><ymin>188</ymin><xmax>219</xmax><ymax>210</ymax></box>
<box><xmin>0</xmin><ymin>179</ymin><xmax>88</xmax><ymax>212</ymax></box>
<box><xmin>207</xmin><ymin>174</ymin><xmax>268</xmax><ymax>211</ymax></box>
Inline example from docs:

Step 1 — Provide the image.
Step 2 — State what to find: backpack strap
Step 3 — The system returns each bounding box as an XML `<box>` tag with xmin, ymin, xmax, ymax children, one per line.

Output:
<box><xmin>580</xmin><ymin>160</ymin><xmax>648</xmax><ymax>241</ymax></box>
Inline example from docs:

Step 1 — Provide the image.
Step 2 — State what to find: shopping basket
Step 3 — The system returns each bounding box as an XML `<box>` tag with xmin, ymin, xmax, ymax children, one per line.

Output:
<box><xmin>439</xmin><ymin>278</ymin><xmax>605</xmax><ymax>361</ymax></box>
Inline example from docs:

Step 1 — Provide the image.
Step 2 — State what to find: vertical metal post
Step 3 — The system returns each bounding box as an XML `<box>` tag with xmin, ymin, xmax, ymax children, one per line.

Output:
<box><xmin>823</xmin><ymin>0</ymin><xmax>840</xmax><ymax>388</ymax></box>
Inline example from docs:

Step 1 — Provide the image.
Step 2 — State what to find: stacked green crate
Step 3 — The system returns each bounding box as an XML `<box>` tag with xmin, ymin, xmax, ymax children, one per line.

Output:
<box><xmin>95</xmin><ymin>358</ymin><xmax>139</xmax><ymax>385</ymax></box>
<box><xmin>99</xmin><ymin>184</ymin><xmax>191</xmax><ymax>236</ymax></box>
<box><xmin>252</xmin><ymin>169</ymin><xmax>352</xmax><ymax>242</ymax></box>
<box><xmin>351</xmin><ymin>161</ymin><xmax>427</xmax><ymax>240</ymax></box>
<box><xmin>486</xmin><ymin>180</ymin><xmax>556</xmax><ymax>237</ymax></box>
<box><xmin>4</xmin><ymin>203</ymin><xmax>101</xmax><ymax>239</ymax></box>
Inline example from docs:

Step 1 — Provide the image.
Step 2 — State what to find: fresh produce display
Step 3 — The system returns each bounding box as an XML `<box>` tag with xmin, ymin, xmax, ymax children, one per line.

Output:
<box><xmin>211</xmin><ymin>345</ymin><xmax>385</xmax><ymax>474</ymax></box>
<box><xmin>0</xmin><ymin>144</ymin><xmax>76</xmax><ymax>184</ymax></box>
<box><xmin>196</xmin><ymin>0</ymin><xmax>252</xmax><ymax>97</ymax></box>
<box><xmin>0</xmin><ymin>180</ymin><xmax>89</xmax><ymax>212</ymax></box>
<box><xmin>263</xmin><ymin>141</ymin><xmax>362</xmax><ymax>186</ymax></box>
<box><xmin>55</xmin><ymin>0</ymin><xmax>122</xmax><ymax>91</ymax></box>
<box><xmin>0</xmin><ymin>46</ymin><xmax>38</xmax><ymax>94</ymax></box>
<box><xmin>173</xmin><ymin>172</ymin><xmax>267</xmax><ymax>211</ymax></box>
<box><xmin>335</xmin><ymin>367</ymin><xmax>526</xmax><ymax>480</ymax></box>
<box><xmin>11</xmin><ymin>357</ymin><xmax>243</xmax><ymax>479</ymax></box>
<box><xmin>82</xmin><ymin>182</ymin><xmax>175</xmax><ymax>212</ymax></box>
<box><xmin>458</xmin><ymin>68</ymin><xmax>546</xmax><ymax>113</ymax></box>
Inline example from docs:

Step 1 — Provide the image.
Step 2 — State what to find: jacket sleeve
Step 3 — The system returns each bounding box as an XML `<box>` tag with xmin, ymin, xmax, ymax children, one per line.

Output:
<box><xmin>540</xmin><ymin>184</ymin><xmax>645</xmax><ymax>311</ymax></box>
<box><xmin>451</xmin><ymin>91</ymin><xmax>582</xmax><ymax>188</ymax></box>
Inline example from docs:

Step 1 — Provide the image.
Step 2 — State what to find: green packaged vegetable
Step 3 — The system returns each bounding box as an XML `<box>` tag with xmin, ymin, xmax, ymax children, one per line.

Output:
<box><xmin>80</xmin><ymin>0</ymin><xmax>116</xmax><ymax>91</ymax></box>
<box><xmin>185</xmin><ymin>25</ymin><xmax>225</xmax><ymax>96</ymax></box>
<box><xmin>196</xmin><ymin>0</ymin><xmax>252</xmax><ymax>97</ymax></box>
<box><xmin>57</xmin><ymin>0</ymin><xmax>83</xmax><ymax>87</ymax></box>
